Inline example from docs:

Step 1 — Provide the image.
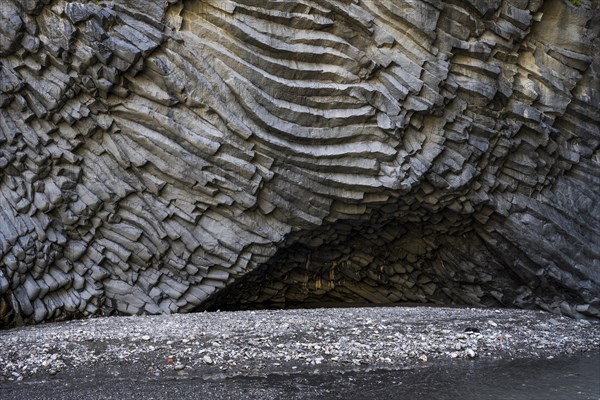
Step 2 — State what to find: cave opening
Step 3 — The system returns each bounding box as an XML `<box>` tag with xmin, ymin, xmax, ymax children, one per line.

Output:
<box><xmin>198</xmin><ymin>215</ymin><xmax>552</xmax><ymax>314</ymax></box>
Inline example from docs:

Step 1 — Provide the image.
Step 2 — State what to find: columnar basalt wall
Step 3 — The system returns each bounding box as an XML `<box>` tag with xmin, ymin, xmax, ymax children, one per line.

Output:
<box><xmin>0</xmin><ymin>0</ymin><xmax>598</xmax><ymax>327</ymax></box>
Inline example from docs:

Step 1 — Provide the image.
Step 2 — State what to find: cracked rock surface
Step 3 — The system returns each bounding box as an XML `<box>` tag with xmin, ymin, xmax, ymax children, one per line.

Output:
<box><xmin>0</xmin><ymin>0</ymin><xmax>599</xmax><ymax>325</ymax></box>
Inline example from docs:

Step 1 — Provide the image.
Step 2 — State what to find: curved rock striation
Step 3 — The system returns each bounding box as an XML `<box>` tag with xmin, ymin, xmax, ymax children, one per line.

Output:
<box><xmin>0</xmin><ymin>0</ymin><xmax>598</xmax><ymax>326</ymax></box>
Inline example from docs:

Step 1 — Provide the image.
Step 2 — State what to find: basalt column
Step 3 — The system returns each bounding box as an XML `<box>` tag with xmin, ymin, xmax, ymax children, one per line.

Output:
<box><xmin>0</xmin><ymin>0</ymin><xmax>598</xmax><ymax>327</ymax></box>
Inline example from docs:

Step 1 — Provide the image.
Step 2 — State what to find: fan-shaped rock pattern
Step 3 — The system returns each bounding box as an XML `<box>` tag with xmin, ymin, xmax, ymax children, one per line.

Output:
<box><xmin>0</xmin><ymin>0</ymin><xmax>598</xmax><ymax>326</ymax></box>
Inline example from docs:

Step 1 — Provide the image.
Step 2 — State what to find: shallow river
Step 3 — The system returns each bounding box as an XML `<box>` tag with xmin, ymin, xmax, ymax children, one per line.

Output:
<box><xmin>333</xmin><ymin>350</ymin><xmax>600</xmax><ymax>400</ymax></box>
<box><xmin>2</xmin><ymin>350</ymin><xmax>598</xmax><ymax>399</ymax></box>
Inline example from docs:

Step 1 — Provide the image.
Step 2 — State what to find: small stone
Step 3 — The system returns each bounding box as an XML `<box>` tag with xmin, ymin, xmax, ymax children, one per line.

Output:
<box><xmin>203</xmin><ymin>355</ymin><xmax>213</xmax><ymax>365</ymax></box>
<box><xmin>488</xmin><ymin>320</ymin><xmax>498</xmax><ymax>327</ymax></box>
<box><xmin>466</xmin><ymin>349</ymin><xmax>476</xmax><ymax>358</ymax></box>
<box><xmin>419</xmin><ymin>355</ymin><xmax>428</xmax><ymax>362</ymax></box>
<box><xmin>174</xmin><ymin>363</ymin><xmax>185</xmax><ymax>370</ymax></box>
<box><xmin>141</xmin><ymin>335</ymin><xmax>151</xmax><ymax>341</ymax></box>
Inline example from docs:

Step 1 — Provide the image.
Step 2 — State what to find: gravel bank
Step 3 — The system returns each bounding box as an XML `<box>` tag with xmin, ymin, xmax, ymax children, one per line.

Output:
<box><xmin>1</xmin><ymin>307</ymin><xmax>599</xmax><ymax>383</ymax></box>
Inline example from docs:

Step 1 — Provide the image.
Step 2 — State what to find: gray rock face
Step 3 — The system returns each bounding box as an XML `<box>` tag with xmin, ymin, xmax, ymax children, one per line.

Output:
<box><xmin>0</xmin><ymin>0</ymin><xmax>598</xmax><ymax>326</ymax></box>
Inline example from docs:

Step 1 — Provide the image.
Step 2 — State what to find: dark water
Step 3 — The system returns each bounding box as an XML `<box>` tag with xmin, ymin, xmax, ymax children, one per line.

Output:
<box><xmin>2</xmin><ymin>351</ymin><xmax>599</xmax><ymax>399</ymax></box>
<box><xmin>337</xmin><ymin>350</ymin><xmax>600</xmax><ymax>400</ymax></box>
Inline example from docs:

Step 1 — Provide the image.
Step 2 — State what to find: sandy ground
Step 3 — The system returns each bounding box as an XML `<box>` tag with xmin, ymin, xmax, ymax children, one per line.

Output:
<box><xmin>0</xmin><ymin>306</ymin><xmax>599</xmax><ymax>398</ymax></box>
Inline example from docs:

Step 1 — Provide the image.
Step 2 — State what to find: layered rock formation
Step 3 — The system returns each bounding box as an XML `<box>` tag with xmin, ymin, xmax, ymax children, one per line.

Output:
<box><xmin>0</xmin><ymin>0</ymin><xmax>598</xmax><ymax>327</ymax></box>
